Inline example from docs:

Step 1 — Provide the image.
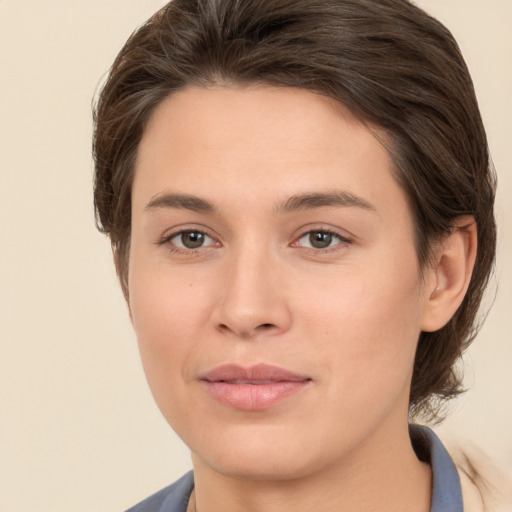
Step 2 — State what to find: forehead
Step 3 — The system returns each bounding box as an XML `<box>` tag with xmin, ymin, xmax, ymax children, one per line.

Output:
<box><xmin>133</xmin><ymin>85</ymin><xmax>408</xmax><ymax>223</ymax></box>
<box><xmin>139</xmin><ymin>85</ymin><xmax>379</xmax><ymax>160</ymax></box>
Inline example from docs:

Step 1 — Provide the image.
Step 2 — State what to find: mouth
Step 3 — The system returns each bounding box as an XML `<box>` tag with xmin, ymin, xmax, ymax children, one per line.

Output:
<box><xmin>199</xmin><ymin>364</ymin><xmax>312</xmax><ymax>411</ymax></box>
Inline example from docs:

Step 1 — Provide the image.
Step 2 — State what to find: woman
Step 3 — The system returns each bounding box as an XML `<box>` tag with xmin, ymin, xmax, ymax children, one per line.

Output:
<box><xmin>92</xmin><ymin>0</ymin><xmax>508</xmax><ymax>510</ymax></box>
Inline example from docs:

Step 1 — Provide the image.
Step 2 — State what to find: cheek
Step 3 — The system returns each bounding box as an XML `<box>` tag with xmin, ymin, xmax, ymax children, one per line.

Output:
<box><xmin>129</xmin><ymin>232</ymin><xmax>215</xmax><ymax>334</ymax></box>
<box><xmin>128</xmin><ymin>259</ymin><xmax>213</xmax><ymax>398</ymax></box>
<box><xmin>294</xmin><ymin>251</ymin><xmax>423</xmax><ymax>405</ymax></box>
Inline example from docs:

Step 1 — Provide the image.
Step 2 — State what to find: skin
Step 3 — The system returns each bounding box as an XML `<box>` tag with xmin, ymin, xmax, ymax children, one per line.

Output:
<box><xmin>128</xmin><ymin>85</ymin><xmax>476</xmax><ymax>512</ymax></box>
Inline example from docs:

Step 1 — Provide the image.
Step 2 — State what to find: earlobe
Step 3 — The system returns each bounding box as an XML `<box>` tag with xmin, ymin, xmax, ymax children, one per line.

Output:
<box><xmin>421</xmin><ymin>216</ymin><xmax>477</xmax><ymax>332</ymax></box>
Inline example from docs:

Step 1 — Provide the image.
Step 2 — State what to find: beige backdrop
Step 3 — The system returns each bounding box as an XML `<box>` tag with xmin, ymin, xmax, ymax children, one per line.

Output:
<box><xmin>0</xmin><ymin>1</ymin><xmax>510</xmax><ymax>511</ymax></box>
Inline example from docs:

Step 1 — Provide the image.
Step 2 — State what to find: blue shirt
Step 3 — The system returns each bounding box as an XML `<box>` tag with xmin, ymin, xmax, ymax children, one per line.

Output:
<box><xmin>126</xmin><ymin>426</ymin><xmax>462</xmax><ymax>512</ymax></box>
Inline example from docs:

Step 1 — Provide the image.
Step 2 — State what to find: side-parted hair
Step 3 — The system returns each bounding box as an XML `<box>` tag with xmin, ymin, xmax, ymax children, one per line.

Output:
<box><xmin>93</xmin><ymin>0</ymin><xmax>496</xmax><ymax>420</ymax></box>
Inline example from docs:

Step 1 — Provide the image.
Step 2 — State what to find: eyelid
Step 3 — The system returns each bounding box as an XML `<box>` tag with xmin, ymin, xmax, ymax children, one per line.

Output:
<box><xmin>156</xmin><ymin>225</ymin><xmax>221</xmax><ymax>250</ymax></box>
<box><xmin>172</xmin><ymin>230</ymin><xmax>216</xmax><ymax>249</ymax></box>
<box><xmin>291</xmin><ymin>226</ymin><xmax>354</xmax><ymax>251</ymax></box>
<box><xmin>154</xmin><ymin>224</ymin><xmax>354</xmax><ymax>253</ymax></box>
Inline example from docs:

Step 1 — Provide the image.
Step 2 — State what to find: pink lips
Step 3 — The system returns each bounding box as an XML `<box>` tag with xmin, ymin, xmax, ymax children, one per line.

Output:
<box><xmin>200</xmin><ymin>364</ymin><xmax>311</xmax><ymax>410</ymax></box>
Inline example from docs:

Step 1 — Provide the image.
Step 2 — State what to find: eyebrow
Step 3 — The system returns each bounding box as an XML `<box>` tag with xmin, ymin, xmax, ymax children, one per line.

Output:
<box><xmin>145</xmin><ymin>193</ymin><xmax>216</xmax><ymax>213</ymax></box>
<box><xmin>144</xmin><ymin>190</ymin><xmax>376</xmax><ymax>215</ymax></box>
<box><xmin>276</xmin><ymin>191</ymin><xmax>377</xmax><ymax>214</ymax></box>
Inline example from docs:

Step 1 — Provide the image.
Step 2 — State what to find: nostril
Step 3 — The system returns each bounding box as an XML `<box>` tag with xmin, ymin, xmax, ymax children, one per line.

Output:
<box><xmin>216</xmin><ymin>322</ymin><xmax>275</xmax><ymax>338</ymax></box>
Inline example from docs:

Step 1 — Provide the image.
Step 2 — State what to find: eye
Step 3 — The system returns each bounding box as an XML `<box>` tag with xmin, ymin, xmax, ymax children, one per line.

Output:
<box><xmin>295</xmin><ymin>230</ymin><xmax>348</xmax><ymax>250</ymax></box>
<box><xmin>169</xmin><ymin>230</ymin><xmax>216</xmax><ymax>250</ymax></box>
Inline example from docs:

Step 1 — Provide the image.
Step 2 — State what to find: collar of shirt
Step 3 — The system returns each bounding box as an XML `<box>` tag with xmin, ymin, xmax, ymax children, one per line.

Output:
<box><xmin>410</xmin><ymin>425</ymin><xmax>463</xmax><ymax>512</ymax></box>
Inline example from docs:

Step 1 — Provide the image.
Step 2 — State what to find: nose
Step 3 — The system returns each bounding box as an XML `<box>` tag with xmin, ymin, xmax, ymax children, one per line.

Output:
<box><xmin>212</xmin><ymin>248</ymin><xmax>292</xmax><ymax>339</ymax></box>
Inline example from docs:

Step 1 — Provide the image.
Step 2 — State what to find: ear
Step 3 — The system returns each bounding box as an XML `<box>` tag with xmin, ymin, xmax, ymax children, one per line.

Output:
<box><xmin>421</xmin><ymin>216</ymin><xmax>477</xmax><ymax>332</ymax></box>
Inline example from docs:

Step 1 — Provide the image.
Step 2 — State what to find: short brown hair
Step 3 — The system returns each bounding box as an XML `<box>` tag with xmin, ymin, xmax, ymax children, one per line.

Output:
<box><xmin>93</xmin><ymin>0</ymin><xmax>496</xmax><ymax>420</ymax></box>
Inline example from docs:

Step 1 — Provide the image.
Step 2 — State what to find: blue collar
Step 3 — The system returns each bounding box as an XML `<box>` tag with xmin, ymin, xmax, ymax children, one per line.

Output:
<box><xmin>410</xmin><ymin>425</ymin><xmax>463</xmax><ymax>512</ymax></box>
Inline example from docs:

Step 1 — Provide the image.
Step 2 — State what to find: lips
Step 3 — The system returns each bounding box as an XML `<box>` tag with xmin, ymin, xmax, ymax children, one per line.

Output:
<box><xmin>199</xmin><ymin>364</ymin><xmax>311</xmax><ymax>410</ymax></box>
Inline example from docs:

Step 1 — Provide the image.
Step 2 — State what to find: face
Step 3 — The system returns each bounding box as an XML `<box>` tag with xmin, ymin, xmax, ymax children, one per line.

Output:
<box><xmin>129</xmin><ymin>86</ymin><xmax>434</xmax><ymax>480</ymax></box>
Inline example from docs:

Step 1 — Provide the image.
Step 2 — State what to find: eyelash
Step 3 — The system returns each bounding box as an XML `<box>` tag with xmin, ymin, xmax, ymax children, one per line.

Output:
<box><xmin>157</xmin><ymin>228</ymin><xmax>353</xmax><ymax>255</ymax></box>
<box><xmin>292</xmin><ymin>229</ymin><xmax>352</xmax><ymax>253</ymax></box>
<box><xmin>157</xmin><ymin>229</ymin><xmax>218</xmax><ymax>254</ymax></box>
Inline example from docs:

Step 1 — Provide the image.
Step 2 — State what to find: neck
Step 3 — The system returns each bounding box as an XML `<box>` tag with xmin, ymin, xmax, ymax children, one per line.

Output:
<box><xmin>190</xmin><ymin>421</ymin><xmax>432</xmax><ymax>512</ymax></box>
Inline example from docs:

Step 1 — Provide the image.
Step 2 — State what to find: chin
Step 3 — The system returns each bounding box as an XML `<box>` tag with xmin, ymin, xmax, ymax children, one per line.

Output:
<box><xmin>198</xmin><ymin>451</ymin><xmax>318</xmax><ymax>482</ymax></box>
<box><xmin>187</xmin><ymin>422</ymin><xmax>341</xmax><ymax>482</ymax></box>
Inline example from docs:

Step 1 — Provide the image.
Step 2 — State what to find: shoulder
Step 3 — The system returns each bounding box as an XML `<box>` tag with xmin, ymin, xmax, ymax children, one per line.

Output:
<box><xmin>125</xmin><ymin>472</ymin><xmax>194</xmax><ymax>512</ymax></box>
<box><xmin>449</xmin><ymin>444</ymin><xmax>512</xmax><ymax>512</ymax></box>
<box><xmin>411</xmin><ymin>425</ymin><xmax>512</xmax><ymax>511</ymax></box>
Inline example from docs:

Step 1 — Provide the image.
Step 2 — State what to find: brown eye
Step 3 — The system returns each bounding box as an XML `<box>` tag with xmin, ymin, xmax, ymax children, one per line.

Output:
<box><xmin>171</xmin><ymin>230</ymin><xmax>214</xmax><ymax>249</ymax></box>
<box><xmin>296</xmin><ymin>230</ymin><xmax>348</xmax><ymax>250</ymax></box>
<box><xmin>309</xmin><ymin>231</ymin><xmax>333</xmax><ymax>249</ymax></box>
